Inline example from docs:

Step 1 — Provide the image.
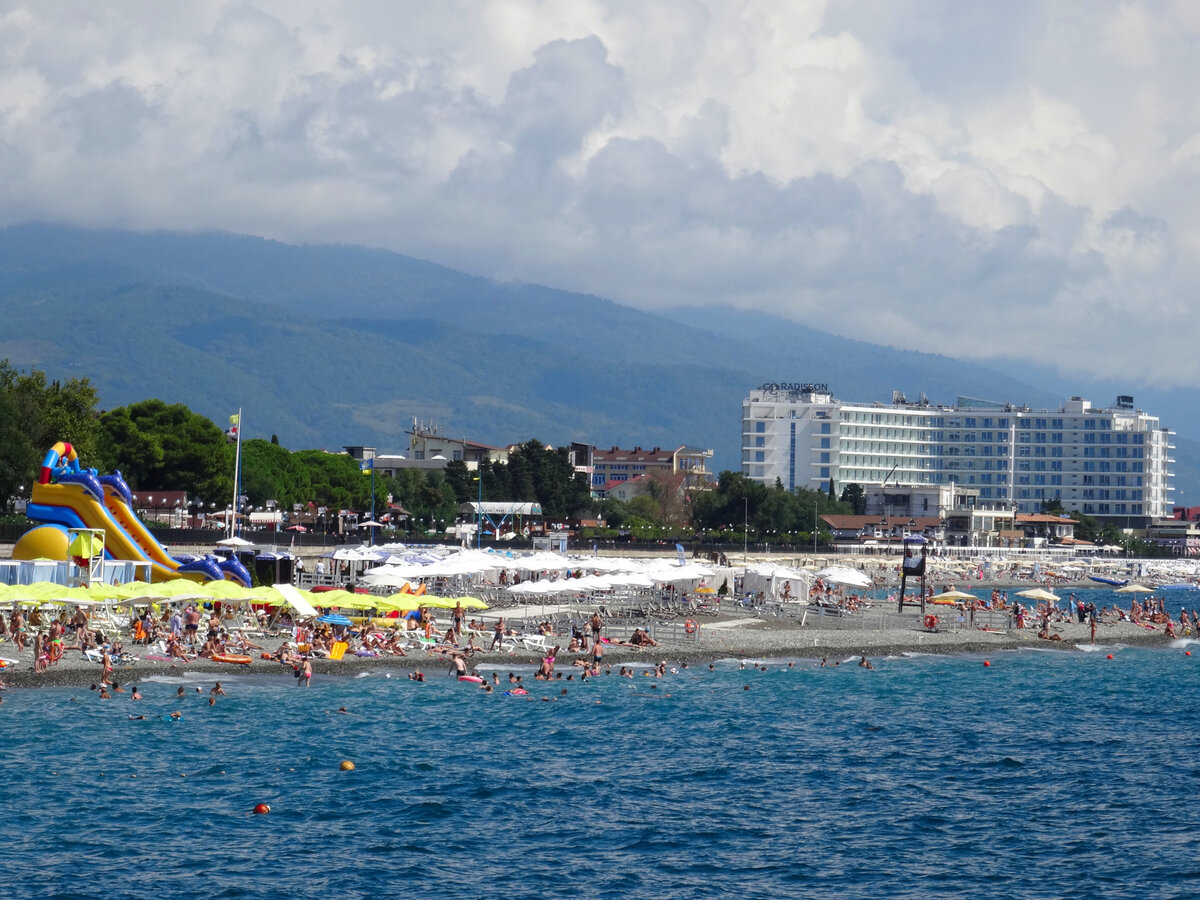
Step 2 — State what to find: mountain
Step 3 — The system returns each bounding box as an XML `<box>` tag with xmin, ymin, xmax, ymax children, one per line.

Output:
<box><xmin>0</xmin><ymin>223</ymin><xmax>1192</xmax><ymax>502</ymax></box>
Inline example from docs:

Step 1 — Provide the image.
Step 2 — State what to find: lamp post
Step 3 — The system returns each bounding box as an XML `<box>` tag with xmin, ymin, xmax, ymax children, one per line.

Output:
<box><xmin>813</xmin><ymin>496</ymin><xmax>818</xmax><ymax>556</ymax></box>
<box><xmin>742</xmin><ymin>497</ymin><xmax>748</xmax><ymax>562</ymax></box>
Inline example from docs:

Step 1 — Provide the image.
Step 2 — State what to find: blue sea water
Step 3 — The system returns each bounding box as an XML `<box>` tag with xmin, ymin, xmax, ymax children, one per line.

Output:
<box><xmin>3</xmin><ymin>646</ymin><xmax>1200</xmax><ymax>899</ymax></box>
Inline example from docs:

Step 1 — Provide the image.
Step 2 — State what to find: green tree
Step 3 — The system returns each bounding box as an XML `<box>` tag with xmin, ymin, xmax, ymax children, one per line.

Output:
<box><xmin>292</xmin><ymin>450</ymin><xmax>372</xmax><ymax>510</ymax></box>
<box><xmin>241</xmin><ymin>439</ymin><xmax>310</xmax><ymax>508</ymax></box>
<box><xmin>0</xmin><ymin>361</ymin><xmax>101</xmax><ymax>509</ymax></box>
<box><xmin>95</xmin><ymin>400</ymin><xmax>232</xmax><ymax>503</ymax></box>
<box><xmin>840</xmin><ymin>483</ymin><xmax>867</xmax><ymax>515</ymax></box>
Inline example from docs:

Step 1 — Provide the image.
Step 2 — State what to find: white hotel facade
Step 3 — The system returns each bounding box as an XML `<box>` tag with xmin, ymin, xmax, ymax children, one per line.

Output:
<box><xmin>742</xmin><ymin>384</ymin><xmax>1174</xmax><ymax>520</ymax></box>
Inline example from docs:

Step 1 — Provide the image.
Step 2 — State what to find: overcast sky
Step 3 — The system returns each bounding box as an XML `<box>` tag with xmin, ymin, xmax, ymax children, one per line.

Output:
<box><xmin>2</xmin><ymin>1</ymin><xmax>1198</xmax><ymax>385</ymax></box>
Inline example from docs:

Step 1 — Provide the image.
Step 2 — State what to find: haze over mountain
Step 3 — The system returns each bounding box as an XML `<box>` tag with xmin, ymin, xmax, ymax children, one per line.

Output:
<box><xmin>0</xmin><ymin>223</ymin><xmax>1192</xmax><ymax>502</ymax></box>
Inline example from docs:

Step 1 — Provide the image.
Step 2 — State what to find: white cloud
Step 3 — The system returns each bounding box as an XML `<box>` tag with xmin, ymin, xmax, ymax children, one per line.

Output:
<box><xmin>1</xmin><ymin>0</ymin><xmax>1199</xmax><ymax>383</ymax></box>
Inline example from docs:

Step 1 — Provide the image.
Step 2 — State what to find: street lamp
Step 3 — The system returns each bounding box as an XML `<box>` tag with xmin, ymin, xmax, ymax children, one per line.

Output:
<box><xmin>742</xmin><ymin>497</ymin><xmax>748</xmax><ymax>562</ymax></box>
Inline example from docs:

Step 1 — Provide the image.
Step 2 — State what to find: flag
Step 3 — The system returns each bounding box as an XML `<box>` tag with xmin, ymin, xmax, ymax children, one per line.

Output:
<box><xmin>361</xmin><ymin>459</ymin><xmax>374</xmax><ymax>474</ymax></box>
<box><xmin>229</xmin><ymin>414</ymin><xmax>240</xmax><ymax>426</ymax></box>
<box><xmin>225</xmin><ymin>412</ymin><xmax>239</xmax><ymax>443</ymax></box>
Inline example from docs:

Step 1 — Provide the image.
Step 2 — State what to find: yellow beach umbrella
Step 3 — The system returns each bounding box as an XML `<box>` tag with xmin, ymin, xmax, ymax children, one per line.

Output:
<box><xmin>1115</xmin><ymin>583</ymin><xmax>1154</xmax><ymax>593</ymax></box>
<box><xmin>929</xmin><ymin>590</ymin><xmax>977</xmax><ymax>604</ymax></box>
<box><xmin>380</xmin><ymin>592</ymin><xmax>426</xmax><ymax>611</ymax></box>
<box><xmin>1016</xmin><ymin>587</ymin><xmax>1060</xmax><ymax>603</ymax></box>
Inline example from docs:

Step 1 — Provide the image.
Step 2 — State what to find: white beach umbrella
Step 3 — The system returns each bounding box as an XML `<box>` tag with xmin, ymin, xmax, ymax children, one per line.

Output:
<box><xmin>815</xmin><ymin>566</ymin><xmax>874</xmax><ymax>589</ymax></box>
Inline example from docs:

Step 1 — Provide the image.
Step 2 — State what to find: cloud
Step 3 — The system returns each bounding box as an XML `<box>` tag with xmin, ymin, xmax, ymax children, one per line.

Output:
<box><xmin>0</xmin><ymin>1</ymin><xmax>1198</xmax><ymax>384</ymax></box>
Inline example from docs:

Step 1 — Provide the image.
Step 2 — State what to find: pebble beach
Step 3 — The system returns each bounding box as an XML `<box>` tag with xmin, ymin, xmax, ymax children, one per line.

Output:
<box><xmin>0</xmin><ymin>608</ymin><xmax>1177</xmax><ymax>690</ymax></box>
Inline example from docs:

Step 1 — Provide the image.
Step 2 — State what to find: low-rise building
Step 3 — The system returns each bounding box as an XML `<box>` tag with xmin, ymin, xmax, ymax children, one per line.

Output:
<box><xmin>589</xmin><ymin>445</ymin><xmax>713</xmax><ymax>492</ymax></box>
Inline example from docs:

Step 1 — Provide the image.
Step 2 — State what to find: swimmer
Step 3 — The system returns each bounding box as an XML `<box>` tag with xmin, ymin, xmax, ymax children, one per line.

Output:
<box><xmin>858</xmin><ymin>656</ymin><xmax>874</xmax><ymax>670</ymax></box>
<box><xmin>128</xmin><ymin>715</ymin><xmax>148</xmax><ymax>720</ymax></box>
<box><xmin>131</xmin><ymin>686</ymin><xmax>142</xmax><ymax>701</ymax></box>
<box><xmin>208</xmin><ymin>696</ymin><xmax>215</xmax><ymax>706</ymax></box>
<box><xmin>211</xmin><ymin>682</ymin><xmax>226</xmax><ymax>696</ymax></box>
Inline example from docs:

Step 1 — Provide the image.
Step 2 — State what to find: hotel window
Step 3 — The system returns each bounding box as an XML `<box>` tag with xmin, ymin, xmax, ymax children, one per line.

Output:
<box><xmin>755</xmin><ymin>422</ymin><xmax>765</xmax><ymax>433</ymax></box>
<box><xmin>755</xmin><ymin>437</ymin><xmax>765</xmax><ymax>448</ymax></box>
<box><xmin>755</xmin><ymin>452</ymin><xmax>764</xmax><ymax>462</ymax></box>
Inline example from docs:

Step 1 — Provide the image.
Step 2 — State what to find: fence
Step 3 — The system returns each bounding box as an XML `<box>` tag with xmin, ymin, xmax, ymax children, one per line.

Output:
<box><xmin>795</xmin><ymin>604</ymin><xmax>1012</xmax><ymax>633</ymax></box>
<box><xmin>648</xmin><ymin>619</ymin><xmax>702</xmax><ymax>646</ymax></box>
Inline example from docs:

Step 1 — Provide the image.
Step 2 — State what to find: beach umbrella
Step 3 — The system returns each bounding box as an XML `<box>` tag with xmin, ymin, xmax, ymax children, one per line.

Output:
<box><xmin>316</xmin><ymin>613</ymin><xmax>354</xmax><ymax>626</ymax></box>
<box><xmin>1016</xmin><ymin>587</ymin><xmax>1060</xmax><ymax>603</ymax></box>
<box><xmin>929</xmin><ymin>589</ymin><xmax>977</xmax><ymax>603</ymax></box>
<box><xmin>216</xmin><ymin>536</ymin><xmax>255</xmax><ymax>547</ymax></box>
<box><xmin>380</xmin><ymin>592</ymin><xmax>426</xmax><ymax>611</ymax></box>
<box><xmin>815</xmin><ymin>566</ymin><xmax>874</xmax><ymax>589</ymax></box>
<box><xmin>1114</xmin><ymin>584</ymin><xmax>1154</xmax><ymax>593</ymax></box>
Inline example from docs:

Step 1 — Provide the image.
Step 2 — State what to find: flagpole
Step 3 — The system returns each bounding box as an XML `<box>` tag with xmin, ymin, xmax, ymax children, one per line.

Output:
<box><xmin>230</xmin><ymin>407</ymin><xmax>243</xmax><ymax>539</ymax></box>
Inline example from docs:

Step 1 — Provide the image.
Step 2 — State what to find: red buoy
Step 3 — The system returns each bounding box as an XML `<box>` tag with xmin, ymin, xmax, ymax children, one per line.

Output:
<box><xmin>253</xmin><ymin>804</ymin><xmax>270</xmax><ymax>815</ymax></box>
<box><xmin>1107</xmin><ymin>654</ymin><xmax>1114</xmax><ymax>659</ymax></box>
<box><xmin>983</xmin><ymin>660</ymin><xmax>991</xmax><ymax>667</ymax></box>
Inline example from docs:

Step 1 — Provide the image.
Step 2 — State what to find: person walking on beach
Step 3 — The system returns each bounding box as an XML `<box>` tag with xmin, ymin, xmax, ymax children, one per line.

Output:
<box><xmin>590</xmin><ymin>612</ymin><xmax>603</xmax><ymax>647</ymax></box>
<box><xmin>491</xmin><ymin>618</ymin><xmax>505</xmax><ymax>651</ymax></box>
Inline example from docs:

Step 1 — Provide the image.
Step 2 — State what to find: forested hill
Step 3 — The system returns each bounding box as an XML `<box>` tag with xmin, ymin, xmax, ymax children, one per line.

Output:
<box><xmin>0</xmin><ymin>223</ymin><xmax>1165</xmax><ymax>485</ymax></box>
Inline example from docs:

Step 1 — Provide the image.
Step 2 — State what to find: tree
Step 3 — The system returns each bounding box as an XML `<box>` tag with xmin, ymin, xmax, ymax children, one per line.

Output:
<box><xmin>95</xmin><ymin>400</ymin><xmax>232</xmax><ymax>503</ymax></box>
<box><xmin>840</xmin><ymin>483</ymin><xmax>867</xmax><ymax>515</ymax></box>
<box><xmin>292</xmin><ymin>450</ymin><xmax>371</xmax><ymax>510</ymax></box>
<box><xmin>241</xmin><ymin>439</ymin><xmax>309</xmax><ymax>508</ymax></box>
<box><xmin>0</xmin><ymin>361</ymin><xmax>101</xmax><ymax>509</ymax></box>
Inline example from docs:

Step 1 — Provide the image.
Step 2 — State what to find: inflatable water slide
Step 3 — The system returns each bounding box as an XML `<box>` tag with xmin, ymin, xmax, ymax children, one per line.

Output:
<box><xmin>15</xmin><ymin>442</ymin><xmax>250</xmax><ymax>585</ymax></box>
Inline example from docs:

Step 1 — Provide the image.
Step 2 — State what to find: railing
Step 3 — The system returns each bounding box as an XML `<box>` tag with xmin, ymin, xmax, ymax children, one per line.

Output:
<box><xmin>649</xmin><ymin>620</ymin><xmax>702</xmax><ymax>645</ymax></box>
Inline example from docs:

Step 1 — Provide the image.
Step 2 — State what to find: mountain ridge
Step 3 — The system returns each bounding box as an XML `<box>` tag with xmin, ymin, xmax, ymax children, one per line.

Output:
<box><xmin>0</xmin><ymin>223</ymin><xmax>1191</xmax><ymax>502</ymax></box>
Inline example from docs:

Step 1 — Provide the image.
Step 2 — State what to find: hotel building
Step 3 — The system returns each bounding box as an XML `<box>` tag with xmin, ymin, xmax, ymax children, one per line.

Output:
<box><xmin>741</xmin><ymin>385</ymin><xmax>1173</xmax><ymax>521</ymax></box>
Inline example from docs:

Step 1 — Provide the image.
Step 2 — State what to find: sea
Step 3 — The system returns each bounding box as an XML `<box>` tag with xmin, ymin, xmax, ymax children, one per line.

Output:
<box><xmin>3</xmin><ymin>642</ymin><xmax>1200</xmax><ymax>899</ymax></box>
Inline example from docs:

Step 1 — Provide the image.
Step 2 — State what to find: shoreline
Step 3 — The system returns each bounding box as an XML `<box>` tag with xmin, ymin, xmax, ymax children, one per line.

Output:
<box><xmin>0</xmin><ymin>620</ymin><xmax>1180</xmax><ymax>689</ymax></box>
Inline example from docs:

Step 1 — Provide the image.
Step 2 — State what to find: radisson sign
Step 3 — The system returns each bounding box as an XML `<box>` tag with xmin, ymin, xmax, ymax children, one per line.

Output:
<box><xmin>759</xmin><ymin>382</ymin><xmax>830</xmax><ymax>393</ymax></box>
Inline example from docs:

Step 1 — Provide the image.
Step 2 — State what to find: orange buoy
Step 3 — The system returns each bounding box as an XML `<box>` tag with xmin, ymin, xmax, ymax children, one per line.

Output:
<box><xmin>1107</xmin><ymin>654</ymin><xmax>1114</xmax><ymax>659</ymax></box>
<box><xmin>340</xmin><ymin>760</ymin><xmax>355</xmax><ymax>771</ymax></box>
<box><xmin>253</xmin><ymin>804</ymin><xmax>270</xmax><ymax>814</ymax></box>
<box><xmin>983</xmin><ymin>660</ymin><xmax>991</xmax><ymax>667</ymax></box>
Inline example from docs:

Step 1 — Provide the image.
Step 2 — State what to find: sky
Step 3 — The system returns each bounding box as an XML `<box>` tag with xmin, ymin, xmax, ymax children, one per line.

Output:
<box><xmin>2</xmin><ymin>1</ymin><xmax>1198</xmax><ymax>386</ymax></box>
